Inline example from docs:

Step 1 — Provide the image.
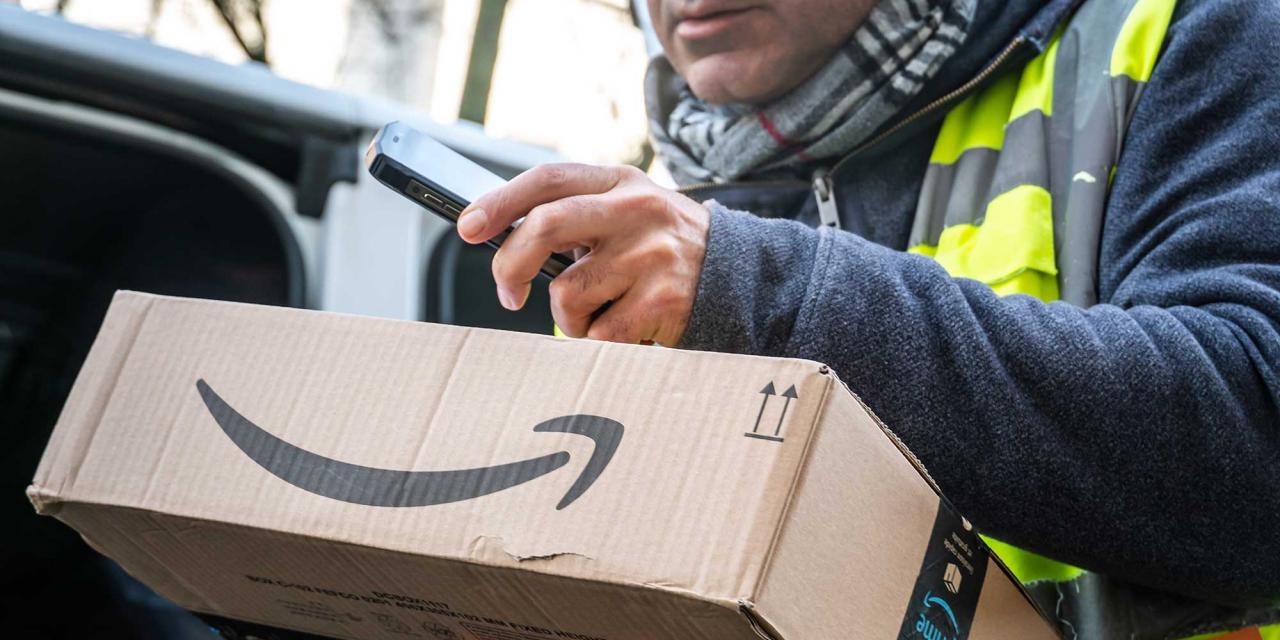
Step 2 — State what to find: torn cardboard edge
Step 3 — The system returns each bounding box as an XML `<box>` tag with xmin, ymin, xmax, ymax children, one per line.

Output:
<box><xmin>55</xmin><ymin>497</ymin><xmax>785</xmax><ymax>638</ymax></box>
<box><xmin>738</xmin><ymin>601</ymin><xmax>785</xmax><ymax>640</ymax></box>
<box><xmin>137</xmin><ymin>500</ymin><xmax>708</xmax><ymax>603</ymax></box>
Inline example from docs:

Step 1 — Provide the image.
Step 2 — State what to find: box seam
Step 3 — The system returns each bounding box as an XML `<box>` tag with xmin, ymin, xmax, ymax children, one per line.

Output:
<box><xmin>748</xmin><ymin>365</ymin><xmax>836</xmax><ymax>610</ymax></box>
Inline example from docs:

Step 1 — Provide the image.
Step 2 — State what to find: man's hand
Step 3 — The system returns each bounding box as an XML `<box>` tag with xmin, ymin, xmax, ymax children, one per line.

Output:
<box><xmin>456</xmin><ymin>163</ymin><xmax>710</xmax><ymax>346</ymax></box>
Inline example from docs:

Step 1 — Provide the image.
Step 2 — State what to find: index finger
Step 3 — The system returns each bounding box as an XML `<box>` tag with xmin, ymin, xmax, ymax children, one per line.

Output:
<box><xmin>457</xmin><ymin>163</ymin><xmax>626</xmax><ymax>244</ymax></box>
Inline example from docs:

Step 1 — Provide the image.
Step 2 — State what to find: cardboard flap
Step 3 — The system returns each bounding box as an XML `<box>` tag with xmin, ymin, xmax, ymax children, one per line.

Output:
<box><xmin>752</xmin><ymin>375</ymin><xmax>1056</xmax><ymax>639</ymax></box>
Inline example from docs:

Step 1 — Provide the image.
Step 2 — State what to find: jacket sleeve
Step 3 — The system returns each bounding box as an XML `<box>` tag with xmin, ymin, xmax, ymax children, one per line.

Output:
<box><xmin>678</xmin><ymin>0</ymin><xmax>1280</xmax><ymax>606</ymax></box>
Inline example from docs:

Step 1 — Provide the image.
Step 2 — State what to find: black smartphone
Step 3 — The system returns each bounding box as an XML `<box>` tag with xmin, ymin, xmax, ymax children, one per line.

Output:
<box><xmin>365</xmin><ymin>121</ymin><xmax>573</xmax><ymax>280</ymax></box>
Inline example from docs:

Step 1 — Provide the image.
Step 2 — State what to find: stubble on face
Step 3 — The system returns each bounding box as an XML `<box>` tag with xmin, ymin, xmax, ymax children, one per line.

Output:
<box><xmin>649</xmin><ymin>0</ymin><xmax>874</xmax><ymax>105</ymax></box>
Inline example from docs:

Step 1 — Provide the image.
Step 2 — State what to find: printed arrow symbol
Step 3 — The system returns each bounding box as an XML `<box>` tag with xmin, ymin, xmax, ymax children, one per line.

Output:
<box><xmin>196</xmin><ymin>379</ymin><xmax>622</xmax><ymax>510</ymax></box>
<box><xmin>773</xmin><ymin>385</ymin><xmax>798</xmax><ymax>436</ymax></box>
<box><xmin>751</xmin><ymin>382</ymin><xmax>777</xmax><ymax>433</ymax></box>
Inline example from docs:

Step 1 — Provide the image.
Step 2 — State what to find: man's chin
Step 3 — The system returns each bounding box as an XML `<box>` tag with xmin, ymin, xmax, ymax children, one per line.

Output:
<box><xmin>680</xmin><ymin>53</ymin><xmax>782</xmax><ymax>106</ymax></box>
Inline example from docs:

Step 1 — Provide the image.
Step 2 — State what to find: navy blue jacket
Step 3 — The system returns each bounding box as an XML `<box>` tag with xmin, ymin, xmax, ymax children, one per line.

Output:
<box><xmin>678</xmin><ymin>0</ymin><xmax>1280</xmax><ymax>608</ymax></box>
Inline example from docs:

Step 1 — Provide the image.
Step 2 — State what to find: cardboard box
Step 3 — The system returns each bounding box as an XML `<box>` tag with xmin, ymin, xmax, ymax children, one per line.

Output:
<box><xmin>29</xmin><ymin>292</ymin><xmax>1054</xmax><ymax>639</ymax></box>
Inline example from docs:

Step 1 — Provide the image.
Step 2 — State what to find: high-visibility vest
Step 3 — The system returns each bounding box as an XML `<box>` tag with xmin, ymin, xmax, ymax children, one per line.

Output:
<box><xmin>910</xmin><ymin>0</ymin><xmax>1278</xmax><ymax>637</ymax></box>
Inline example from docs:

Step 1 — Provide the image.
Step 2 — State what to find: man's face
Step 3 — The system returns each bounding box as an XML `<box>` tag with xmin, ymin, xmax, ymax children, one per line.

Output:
<box><xmin>648</xmin><ymin>0</ymin><xmax>874</xmax><ymax>105</ymax></box>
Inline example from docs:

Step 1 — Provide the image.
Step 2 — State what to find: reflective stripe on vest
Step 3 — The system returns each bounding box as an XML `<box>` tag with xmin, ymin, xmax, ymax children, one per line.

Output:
<box><xmin>907</xmin><ymin>0</ymin><xmax>1276</xmax><ymax>637</ymax></box>
<box><xmin>910</xmin><ymin>0</ymin><xmax>1177</xmax><ymax>307</ymax></box>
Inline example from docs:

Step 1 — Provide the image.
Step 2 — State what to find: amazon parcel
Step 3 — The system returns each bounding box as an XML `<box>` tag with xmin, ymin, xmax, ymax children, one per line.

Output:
<box><xmin>29</xmin><ymin>292</ymin><xmax>1053</xmax><ymax>639</ymax></box>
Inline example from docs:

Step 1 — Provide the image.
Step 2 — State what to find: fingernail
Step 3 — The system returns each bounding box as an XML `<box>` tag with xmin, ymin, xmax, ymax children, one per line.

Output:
<box><xmin>457</xmin><ymin>208</ymin><xmax>487</xmax><ymax>239</ymax></box>
<box><xmin>497</xmin><ymin>286</ymin><xmax>516</xmax><ymax>310</ymax></box>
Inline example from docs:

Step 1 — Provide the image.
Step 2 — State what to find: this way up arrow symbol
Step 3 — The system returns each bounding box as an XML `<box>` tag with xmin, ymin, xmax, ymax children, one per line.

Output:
<box><xmin>773</xmin><ymin>385</ymin><xmax>798</xmax><ymax>436</ymax></box>
<box><xmin>750</xmin><ymin>382</ymin><xmax>776</xmax><ymax>434</ymax></box>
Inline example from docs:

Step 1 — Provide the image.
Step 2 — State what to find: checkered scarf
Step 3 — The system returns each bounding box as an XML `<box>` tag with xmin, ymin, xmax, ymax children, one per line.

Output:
<box><xmin>646</xmin><ymin>0</ymin><xmax>976</xmax><ymax>185</ymax></box>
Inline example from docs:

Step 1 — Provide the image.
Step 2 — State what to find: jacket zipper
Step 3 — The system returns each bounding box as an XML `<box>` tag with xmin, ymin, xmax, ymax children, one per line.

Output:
<box><xmin>678</xmin><ymin>36</ymin><xmax>1031</xmax><ymax>219</ymax></box>
<box><xmin>812</xmin><ymin>166</ymin><xmax>840</xmax><ymax>229</ymax></box>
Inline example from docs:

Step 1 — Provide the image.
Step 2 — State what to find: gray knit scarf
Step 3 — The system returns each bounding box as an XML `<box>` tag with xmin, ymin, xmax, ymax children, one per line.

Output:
<box><xmin>645</xmin><ymin>0</ymin><xmax>976</xmax><ymax>186</ymax></box>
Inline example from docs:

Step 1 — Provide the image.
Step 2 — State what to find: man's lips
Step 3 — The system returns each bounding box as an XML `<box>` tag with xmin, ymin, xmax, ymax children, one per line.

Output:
<box><xmin>674</xmin><ymin>6</ymin><xmax>760</xmax><ymax>40</ymax></box>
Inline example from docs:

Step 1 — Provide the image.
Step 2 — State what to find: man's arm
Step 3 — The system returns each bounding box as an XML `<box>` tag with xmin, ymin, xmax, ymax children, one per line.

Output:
<box><xmin>682</xmin><ymin>0</ymin><xmax>1280</xmax><ymax>605</ymax></box>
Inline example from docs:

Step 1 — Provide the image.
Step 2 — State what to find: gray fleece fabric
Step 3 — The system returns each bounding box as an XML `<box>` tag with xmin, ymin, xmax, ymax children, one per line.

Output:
<box><xmin>677</xmin><ymin>0</ymin><xmax>1280</xmax><ymax>608</ymax></box>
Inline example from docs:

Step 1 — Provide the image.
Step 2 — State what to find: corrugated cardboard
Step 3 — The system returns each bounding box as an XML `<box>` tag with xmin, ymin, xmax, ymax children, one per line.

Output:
<box><xmin>29</xmin><ymin>291</ymin><xmax>1055</xmax><ymax>639</ymax></box>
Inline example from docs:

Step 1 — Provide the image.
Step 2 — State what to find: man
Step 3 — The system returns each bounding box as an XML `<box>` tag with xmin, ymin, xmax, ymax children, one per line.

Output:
<box><xmin>456</xmin><ymin>0</ymin><xmax>1280</xmax><ymax>637</ymax></box>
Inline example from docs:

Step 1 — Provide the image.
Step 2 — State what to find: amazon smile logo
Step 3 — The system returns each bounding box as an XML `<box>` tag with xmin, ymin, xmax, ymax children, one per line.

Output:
<box><xmin>195</xmin><ymin>380</ymin><xmax>623</xmax><ymax>510</ymax></box>
<box><xmin>913</xmin><ymin>591</ymin><xmax>960</xmax><ymax>640</ymax></box>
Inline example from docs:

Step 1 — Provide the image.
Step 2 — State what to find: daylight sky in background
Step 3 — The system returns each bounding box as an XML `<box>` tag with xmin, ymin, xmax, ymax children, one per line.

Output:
<box><xmin>16</xmin><ymin>0</ymin><xmax>655</xmax><ymax>170</ymax></box>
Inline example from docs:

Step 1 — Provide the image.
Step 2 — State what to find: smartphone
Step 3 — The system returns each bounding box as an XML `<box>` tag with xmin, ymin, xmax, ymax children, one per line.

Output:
<box><xmin>365</xmin><ymin>121</ymin><xmax>573</xmax><ymax>280</ymax></box>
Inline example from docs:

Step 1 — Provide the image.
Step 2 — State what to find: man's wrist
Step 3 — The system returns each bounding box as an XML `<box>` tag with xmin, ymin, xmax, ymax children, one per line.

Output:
<box><xmin>678</xmin><ymin>201</ymin><xmax>821</xmax><ymax>355</ymax></box>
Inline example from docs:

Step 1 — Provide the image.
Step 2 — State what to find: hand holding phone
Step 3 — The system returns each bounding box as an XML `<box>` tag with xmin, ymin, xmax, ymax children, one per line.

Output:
<box><xmin>368</xmin><ymin>122</ymin><xmax>711</xmax><ymax>346</ymax></box>
<box><xmin>451</xmin><ymin>161</ymin><xmax>711</xmax><ymax>346</ymax></box>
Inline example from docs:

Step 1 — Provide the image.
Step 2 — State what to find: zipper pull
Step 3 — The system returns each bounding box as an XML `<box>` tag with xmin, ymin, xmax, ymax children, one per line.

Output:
<box><xmin>812</xmin><ymin>168</ymin><xmax>841</xmax><ymax>230</ymax></box>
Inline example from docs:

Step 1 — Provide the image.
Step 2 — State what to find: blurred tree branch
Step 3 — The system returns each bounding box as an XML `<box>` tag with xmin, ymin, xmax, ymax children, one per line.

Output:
<box><xmin>210</xmin><ymin>0</ymin><xmax>270</xmax><ymax>65</ymax></box>
<box><xmin>334</xmin><ymin>0</ymin><xmax>440</xmax><ymax>106</ymax></box>
<box><xmin>459</xmin><ymin>0</ymin><xmax>507</xmax><ymax>124</ymax></box>
<box><xmin>145</xmin><ymin>0</ymin><xmax>164</xmax><ymax>38</ymax></box>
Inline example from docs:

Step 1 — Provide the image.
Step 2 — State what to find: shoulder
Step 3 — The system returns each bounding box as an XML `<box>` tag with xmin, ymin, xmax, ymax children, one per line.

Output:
<box><xmin>1162</xmin><ymin>0</ymin><xmax>1280</xmax><ymax>84</ymax></box>
<box><xmin>1098</xmin><ymin>0</ymin><xmax>1280</xmax><ymax>303</ymax></box>
<box><xmin>1120</xmin><ymin>0</ymin><xmax>1280</xmax><ymax>171</ymax></box>
<box><xmin>1171</xmin><ymin>0</ymin><xmax>1280</xmax><ymax>34</ymax></box>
